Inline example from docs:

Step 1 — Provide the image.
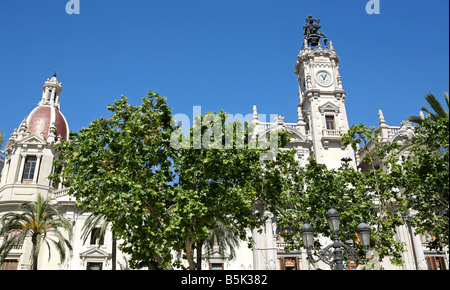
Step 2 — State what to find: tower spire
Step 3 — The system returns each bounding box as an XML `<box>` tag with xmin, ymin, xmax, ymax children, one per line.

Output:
<box><xmin>39</xmin><ymin>72</ymin><xmax>63</xmax><ymax>109</ymax></box>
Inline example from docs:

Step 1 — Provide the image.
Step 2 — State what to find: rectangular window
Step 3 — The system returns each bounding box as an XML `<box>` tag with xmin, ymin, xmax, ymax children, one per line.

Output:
<box><xmin>22</xmin><ymin>156</ymin><xmax>37</xmax><ymax>184</ymax></box>
<box><xmin>51</xmin><ymin>166</ymin><xmax>62</xmax><ymax>189</ymax></box>
<box><xmin>0</xmin><ymin>260</ymin><xmax>18</xmax><ymax>270</ymax></box>
<box><xmin>87</xmin><ymin>263</ymin><xmax>103</xmax><ymax>270</ymax></box>
<box><xmin>280</xmin><ymin>257</ymin><xmax>300</xmax><ymax>270</ymax></box>
<box><xmin>426</xmin><ymin>256</ymin><xmax>447</xmax><ymax>270</ymax></box>
<box><xmin>209</xmin><ymin>263</ymin><xmax>224</xmax><ymax>270</ymax></box>
<box><xmin>326</xmin><ymin>116</ymin><xmax>336</xmax><ymax>130</ymax></box>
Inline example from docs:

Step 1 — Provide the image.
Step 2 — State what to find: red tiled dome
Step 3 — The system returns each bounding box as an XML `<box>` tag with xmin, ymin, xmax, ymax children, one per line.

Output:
<box><xmin>21</xmin><ymin>105</ymin><xmax>69</xmax><ymax>141</ymax></box>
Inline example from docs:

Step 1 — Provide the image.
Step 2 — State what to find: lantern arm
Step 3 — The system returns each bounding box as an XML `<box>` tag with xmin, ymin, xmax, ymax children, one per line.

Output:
<box><xmin>305</xmin><ymin>243</ymin><xmax>335</xmax><ymax>266</ymax></box>
<box><xmin>340</xmin><ymin>242</ymin><xmax>369</xmax><ymax>265</ymax></box>
<box><xmin>306</xmin><ymin>242</ymin><xmax>369</xmax><ymax>270</ymax></box>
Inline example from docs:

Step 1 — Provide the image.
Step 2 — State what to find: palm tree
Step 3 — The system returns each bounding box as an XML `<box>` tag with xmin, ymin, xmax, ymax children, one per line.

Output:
<box><xmin>80</xmin><ymin>213</ymin><xmax>117</xmax><ymax>270</ymax></box>
<box><xmin>196</xmin><ymin>221</ymin><xmax>241</xmax><ymax>270</ymax></box>
<box><xmin>400</xmin><ymin>93</ymin><xmax>449</xmax><ymax>155</ymax></box>
<box><xmin>0</xmin><ymin>194</ymin><xmax>73</xmax><ymax>270</ymax></box>
<box><xmin>408</xmin><ymin>92</ymin><xmax>449</xmax><ymax>125</ymax></box>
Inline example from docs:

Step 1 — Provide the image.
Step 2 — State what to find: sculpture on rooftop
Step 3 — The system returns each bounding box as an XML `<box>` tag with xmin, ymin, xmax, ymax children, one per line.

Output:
<box><xmin>303</xmin><ymin>15</ymin><xmax>329</xmax><ymax>49</ymax></box>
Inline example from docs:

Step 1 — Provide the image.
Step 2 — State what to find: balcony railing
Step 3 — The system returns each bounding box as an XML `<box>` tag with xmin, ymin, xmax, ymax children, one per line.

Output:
<box><xmin>323</xmin><ymin>129</ymin><xmax>341</xmax><ymax>137</ymax></box>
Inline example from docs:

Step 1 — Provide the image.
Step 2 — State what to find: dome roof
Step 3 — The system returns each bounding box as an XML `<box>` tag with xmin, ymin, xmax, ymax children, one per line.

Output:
<box><xmin>21</xmin><ymin>105</ymin><xmax>69</xmax><ymax>141</ymax></box>
<box><xmin>15</xmin><ymin>73</ymin><xmax>69</xmax><ymax>142</ymax></box>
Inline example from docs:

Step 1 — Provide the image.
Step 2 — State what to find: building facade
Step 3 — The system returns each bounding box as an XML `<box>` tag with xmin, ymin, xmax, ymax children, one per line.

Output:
<box><xmin>0</xmin><ymin>16</ymin><xmax>448</xmax><ymax>270</ymax></box>
<box><xmin>0</xmin><ymin>73</ymin><xmax>130</xmax><ymax>270</ymax></box>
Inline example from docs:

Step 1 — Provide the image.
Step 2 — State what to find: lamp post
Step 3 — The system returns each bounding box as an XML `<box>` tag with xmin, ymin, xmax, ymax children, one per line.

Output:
<box><xmin>300</xmin><ymin>208</ymin><xmax>371</xmax><ymax>270</ymax></box>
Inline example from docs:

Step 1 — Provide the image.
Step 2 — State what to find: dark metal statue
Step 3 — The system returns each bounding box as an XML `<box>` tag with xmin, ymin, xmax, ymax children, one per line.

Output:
<box><xmin>303</xmin><ymin>15</ymin><xmax>329</xmax><ymax>48</ymax></box>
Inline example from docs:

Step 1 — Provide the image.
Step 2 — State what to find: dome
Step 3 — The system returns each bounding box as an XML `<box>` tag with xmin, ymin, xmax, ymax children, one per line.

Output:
<box><xmin>21</xmin><ymin>105</ymin><xmax>69</xmax><ymax>141</ymax></box>
<box><xmin>16</xmin><ymin>73</ymin><xmax>69</xmax><ymax>142</ymax></box>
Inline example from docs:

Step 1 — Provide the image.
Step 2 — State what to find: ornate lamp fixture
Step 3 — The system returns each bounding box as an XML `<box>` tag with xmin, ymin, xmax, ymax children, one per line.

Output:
<box><xmin>300</xmin><ymin>208</ymin><xmax>371</xmax><ymax>270</ymax></box>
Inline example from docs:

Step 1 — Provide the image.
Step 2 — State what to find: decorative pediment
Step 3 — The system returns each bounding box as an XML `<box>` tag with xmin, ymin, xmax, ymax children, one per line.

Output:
<box><xmin>80</xmin><ymin>247</ymin><xmax>111</xmax><ymax>260</ymax></box>
<box><xmin>3</xmin><ymin>134</ymin><xmax>47</xmax><ymax>153</ymax></box>
<box><xmin>318</xmin><ymin>102</ymin><xmax>340</xmax><ymax>114</ymax></box>
<box><xmin>18</xmin><ymin>134</ymin><xmax>47</xmax><ymax>145</ymax></box>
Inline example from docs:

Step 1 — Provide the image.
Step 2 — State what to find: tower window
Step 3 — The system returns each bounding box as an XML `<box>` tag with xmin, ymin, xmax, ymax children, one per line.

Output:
<box><xmin>22</xmin><ymin>156</ymin><xmax>37</xmax><ymax>184</ymax></box>
<box><xmin>47</xmin><ymin>90</ymin><xmax>52</xmax><ymax>102</ymax></box>
<box><xmin>326</xmin><ymin>116</ymin><xmax>336</xmax><ymax>130</ymax></box>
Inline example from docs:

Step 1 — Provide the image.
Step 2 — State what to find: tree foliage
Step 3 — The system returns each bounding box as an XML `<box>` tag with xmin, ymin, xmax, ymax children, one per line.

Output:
<box><xmin>172</xmin><ymin>111</ymin><xmax>297</xmax><ymax>269</ymax></box>
<box><xmin>53</xmin><ymin>91</ymin><xmax>179</xmax><ymax>269</ymax></box>
<box><xmin>52</xmin><ymin>91</ymin><xmax>298</xmax><ymax>270</ymax></box>
<box><xmin>277</xmin><ymin>125</ymin><xmax>408</xmax><ymax>268</ymax></box>
<box><xmin>403</xmin><ymin>99</ymin><xmax>449</xmax><ymax>251</ymax></box>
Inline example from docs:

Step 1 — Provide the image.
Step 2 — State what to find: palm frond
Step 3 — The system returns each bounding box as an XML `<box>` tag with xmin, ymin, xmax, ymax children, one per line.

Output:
<box><xmin>81</xmin><ymin>213</ymin><xmax>107</xmax><ymax>245</ymax></box>
<box><xmin>407</xmin><ymin>115</ymin><xmax>423</xmax><ymax>125</ymax></box>
<box><xmin>204</xmin><ymin>221</ymin><xmax>241</xmax><ymax>261</ymax></box>
<box><xmin>425</xmin><ymin>93</ymin><xmax>448</xmax><ymax>119</ymax></box>
<box><xmin>445</xmin><ymin>92</ymin><xmax>449</xmax><ymax>110</ymax></box>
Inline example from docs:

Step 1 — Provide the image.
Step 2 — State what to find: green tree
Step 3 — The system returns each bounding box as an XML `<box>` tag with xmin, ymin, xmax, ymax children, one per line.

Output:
<box><xmin>341</xmin><ymin>125</ymin><xmax>408</xmax><ymax>267</ymax></box>
<box><xmin>51</xmin><ymin>91</ymin><xmax>297</xmax><ymax>270</ymax></box>
<box><xmin>172</xmin><ymin>111</ymin><xmax>297</xmax><ymax>269</ymax></box>
<box><xmin>52</xmin><ymin>91</ymin><xmax>180</xmax><ymax>269</ymax></box>
<box><xmin>403</xmin><ymin>95</ymin><xmax>449</xmax><ymax>251</ymax></box>
<box><xmin>0</xmin><ymin>194</ymin><xmax>73</xmax><ymax>270</ymax></box>
<box><xmin>277</xmin><ymin>124</ymin><xmax>408</xmax><ymax>269</ymax></box>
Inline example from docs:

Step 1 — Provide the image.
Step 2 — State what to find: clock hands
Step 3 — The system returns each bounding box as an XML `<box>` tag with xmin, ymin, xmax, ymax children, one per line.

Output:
<box><xmin>317</xmin><ymin>72</ymin><xmax>331</xmax><ymax>85</ymax></box>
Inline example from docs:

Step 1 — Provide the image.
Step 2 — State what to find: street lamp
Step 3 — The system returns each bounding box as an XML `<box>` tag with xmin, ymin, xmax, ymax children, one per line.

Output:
<box><xmin>326</xmin><ymin>208</ymin><xmax>340</xmax><ymax>235</ymax></box>
<box><xmin>300</xmin><ymin>208</ymin><xmax>372</xmax><ymax>270</ymax></box>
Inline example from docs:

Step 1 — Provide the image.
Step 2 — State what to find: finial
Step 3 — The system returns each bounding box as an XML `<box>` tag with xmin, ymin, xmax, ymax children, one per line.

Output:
<box><xmin>53</xmin><ymin>70</ymin><xmax>57</xmax><ymax>77</ymax></box>
<box><xmin>253</xmin><ymin>105</ymin><xmax>259</xmax><ymax>122</ymax></box>
<box><xmin>378</xmin><ymin>110</ymin><xmax>386</xmax><ymax>124</ymax></box>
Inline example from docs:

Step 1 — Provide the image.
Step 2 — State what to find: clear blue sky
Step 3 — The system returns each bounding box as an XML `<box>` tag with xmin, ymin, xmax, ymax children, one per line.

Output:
<box><xmin>0</xmin><ymin>0</ymin><xmax>448</xmax><ymax>149</ymax></box>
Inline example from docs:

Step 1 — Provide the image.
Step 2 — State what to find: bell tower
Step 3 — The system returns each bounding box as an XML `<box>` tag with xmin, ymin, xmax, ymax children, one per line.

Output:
<box><xmin>294</xmin><ymin>15</ymin><xmax>355</xmax><ymax>169</ymax></box>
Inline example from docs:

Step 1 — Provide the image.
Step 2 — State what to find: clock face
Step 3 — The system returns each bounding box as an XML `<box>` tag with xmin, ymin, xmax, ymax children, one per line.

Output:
<box><xmin>316</xmin><ymin>72</ymin><xmax>332</xmax><ymax>86</ymax></box>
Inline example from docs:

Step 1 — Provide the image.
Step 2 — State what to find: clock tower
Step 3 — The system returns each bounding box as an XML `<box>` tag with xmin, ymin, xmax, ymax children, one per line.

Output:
<box><xmin>294</xmin><ymin>15</ymin><xmax>355</xmax><ymax>169</ymax></box>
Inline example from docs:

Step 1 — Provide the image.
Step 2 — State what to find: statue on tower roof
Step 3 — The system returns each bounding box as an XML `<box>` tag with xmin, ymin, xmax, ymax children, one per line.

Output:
<box><xmin>303</xmin><ymin>15</ymin><xmax>329</xmax><ymax>49</ymax></box>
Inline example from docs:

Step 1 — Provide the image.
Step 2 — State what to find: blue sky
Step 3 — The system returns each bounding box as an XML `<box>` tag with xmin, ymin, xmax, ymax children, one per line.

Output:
<box><xmin>0</xmin><ymin>0</ymin><xmax>448</xmax><ymax>149</ymax></box>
